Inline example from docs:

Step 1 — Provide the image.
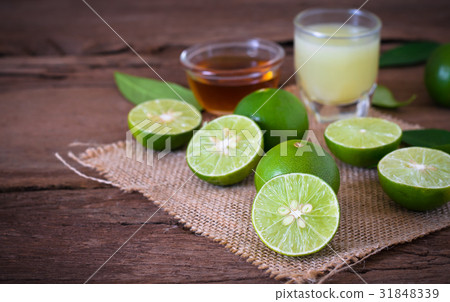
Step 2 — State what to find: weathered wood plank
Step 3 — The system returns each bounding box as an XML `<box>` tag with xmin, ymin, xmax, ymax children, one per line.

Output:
<box><xmin>1</xmin><ymin>0</ymin><xmax>449</xmax><ymax>56</ymax></box>
<box><xmin>327</xmin><ymin>228</ymin><xmax>450</xmax><ymax>284</ymax></box>
<box><xmin>1</xmin><ymin>188</ymin><xmax>448</xmax><ymax>283</ymax></box>
<box><xmin>0</xmin><ymin>188</ymin><xmax>280</xmax><ymax>283</ymax></box>
<box><xmin>0</xmin><ymin>85</ymin><xmax>132</xmax><ymax>190</ymax></box>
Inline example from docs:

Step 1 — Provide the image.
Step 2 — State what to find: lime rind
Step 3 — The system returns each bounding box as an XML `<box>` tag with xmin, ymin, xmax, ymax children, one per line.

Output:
<box><xmin>254</xmin><ymin>140</ymin><xmax>340</xmax><ymax>193</ymax></box>
<box><xmin>324</xmin><ymin>117</ymin><xmax>402</xmax><ymax>167</ymax></box>
<box><xmin>234</xmin><ymin>88</ymin><xmax>309</xmax><ymax>151</ymax></box>
<box><xmin>324</xmin><ymin>117</ymin><xmax>402</xmax><ymax>149</ymax></box>
<box><xmin>378</xmin><ymin>147</ymin><xmax>450</xmax><ymax>189</ymax></box>
<box><xmin>128</xmin><ymin>99</ymin><xmax>202</xmax><ymax>150</ymax></box>
<box><xmin>186</xmin><ymin>115</ymin><xmax>263</xmax><ymax>185</ymax></box>
<box><xmin>252</xmin><ymin>173</ymin><xmax>340</xmax><ymax>256</ymax></box>
<box><xmin>378</xmin><ymin>147</ymin><xmax>450</xmax><ymax>211</ymax></box>
<box><xmin>128</xmin><ymin>99</ymin><xmax>201</xmax><ymax>135</ymax></box>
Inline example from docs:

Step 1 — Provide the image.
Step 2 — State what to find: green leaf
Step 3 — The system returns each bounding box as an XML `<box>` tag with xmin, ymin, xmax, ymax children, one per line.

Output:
<box><xmin>402</xmin><ymin>129</ymin><xmax>450</xmax><ymax>153</ymax></box>
<box><xmin>114</xmin><ymin>71</ymin><xmax>203</xmax><ymax>111</ymax></box>
<box><xmin>372</xmin><ymin>85</ymin><xmax>416</xmax><ymax>108</ymax></box>
<box><xmin>379</xmin><ymin>41</ymin><xmax>441</xmax><ymax>68</ymax></box>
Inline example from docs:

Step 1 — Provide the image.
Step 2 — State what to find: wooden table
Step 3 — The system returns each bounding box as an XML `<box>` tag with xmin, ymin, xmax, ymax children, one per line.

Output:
<box><xmin>1</xmin><ymin>0</ymin><xmax>449</xmax><ymax>283</ymax></box>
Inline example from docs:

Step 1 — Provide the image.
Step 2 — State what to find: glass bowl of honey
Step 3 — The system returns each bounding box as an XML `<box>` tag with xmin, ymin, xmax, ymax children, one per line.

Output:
<box><xmin>180</xmin><ymin>38</ymin><xmax>285</xmax><ymax>115</ymax></box>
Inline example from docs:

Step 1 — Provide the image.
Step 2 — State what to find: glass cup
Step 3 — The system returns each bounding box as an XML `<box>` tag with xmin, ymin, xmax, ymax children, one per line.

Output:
<box><xmin>180</xmin><ymin>38</ymin><xmax>285</xmax><ymax>115</ymax></box>
<box><xmin>294</xmin><ymin>8</ymin><xmax>381</xmax><ymax>123</ymax></box>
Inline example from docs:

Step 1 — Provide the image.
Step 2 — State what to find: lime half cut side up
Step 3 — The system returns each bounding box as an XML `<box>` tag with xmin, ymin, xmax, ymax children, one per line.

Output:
<box><xmin>252</xmin><ymin>173</ymin><xmax>340</xmax><ymax>256</ymax></box>
<box><xmin>378</xmin><ymin>147</ymin><xmax>450</xmax><ymax>211</ymax></box>
<box><xmin>186</xmin><ymin>114</ymin><xmax>263</xmax><ymax>186</ymax></box>
<box><xmin>128</xmin><ymin>99</ymin><xmax>202</xmax><ymax>150</ymax></box>
<box><xmin>324</xmin><ymin>117</ymin><xmax>402</xmax><ymax>167</ymax></box>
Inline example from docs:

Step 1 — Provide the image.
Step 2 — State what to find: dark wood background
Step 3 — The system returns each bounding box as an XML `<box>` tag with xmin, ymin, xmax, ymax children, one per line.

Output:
<box><xmin>0</xmin><ymin>0</ymin><xmax>449</xmax><ymax>283</ymax></box>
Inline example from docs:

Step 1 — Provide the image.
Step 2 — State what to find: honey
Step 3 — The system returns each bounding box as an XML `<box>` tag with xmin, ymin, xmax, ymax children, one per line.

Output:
<box><xmin>186</xmin><ymin>55</ymin><xmax>280</xmax><ymax>115</ymax></box>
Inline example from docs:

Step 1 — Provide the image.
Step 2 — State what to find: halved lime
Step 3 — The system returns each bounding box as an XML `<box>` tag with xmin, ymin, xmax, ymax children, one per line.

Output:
<box><xmin>378</xmin><ymin>147</ymin><xmax>450</xmax><ymax>211</ymax></box>
<box><xmin>186</xmin><ymin>114</ymin><xmax>263</xmax><ymax>186</ymax></box>
<box><xmin>324</xmin><ymin>117</ymin><xmax>402</xmax><ymax>167</ymax></box>
<box><xmin>252</xmin><ymin>173</ymin><xmax>340</xmax><ymax>256</ymax></box>
<box><xmin>128</xmin><ymin>99</ymin><xmax>201</xmax><ymax>150</ymax></box>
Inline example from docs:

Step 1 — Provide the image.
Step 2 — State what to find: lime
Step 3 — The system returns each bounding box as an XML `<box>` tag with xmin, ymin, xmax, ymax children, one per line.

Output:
<box><xmin>186</xmin><ymin>114</ymin><xmax>263</xmax><ymax>186</ymax></box>
<box><xmin>234</xmin><ymin>88</ymin><xmax>309</xmax><ymax>151</ymax></box>
<box><xmin>425</xmin><ymin>43</ymin><xmax>450</xmax><ymax>107</ymax></box>
<box><xmin>252</xmin><ymin>173</ymin><xmax>340</xmax><ymax>256</ymax></box>
<box><xmin>324</xmin><ymin>117</ymin><xmax>402</xmax><ymax>167</ymax></box>
<box><xmin>255</xmin><ymin>140</ymin><xmax>340</xmax><ymax>193</ymax></box>
<box><xmin>128</xmin><ymin>99</ymin><xmax>201</xmax><ymax>150</ymax></box>
<box><xmin>378</xmin><ymin>147</ymin><xmax>450</xmax><ymax>211</ymax></box>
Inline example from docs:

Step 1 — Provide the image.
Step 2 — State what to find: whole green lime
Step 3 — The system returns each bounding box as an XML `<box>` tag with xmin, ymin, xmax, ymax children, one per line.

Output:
<box><xmin>425</xmin><ymin>43</ymin><xmax>450</xmax><ymax>107</ymax></box>
<box><xmin>234</xmin><ymin>88</ymin><xmax>309</xmax><ymax>151</ymax></box>
<box><xmin>254</xmin><ymin>140</ymin><xmax>340</xmax><ymax>193</ymax></box>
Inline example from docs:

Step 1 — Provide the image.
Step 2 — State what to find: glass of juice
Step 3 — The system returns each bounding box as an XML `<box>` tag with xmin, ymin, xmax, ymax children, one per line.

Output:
<box><xmin>294</xmin><ymin>9</ymin><xmax>381</xmax><ymax>122</ymax></box>
<box><xmin>180</xmin><ymin>39</ymin><xmax>285</xmax><ymax>115</ymax></box>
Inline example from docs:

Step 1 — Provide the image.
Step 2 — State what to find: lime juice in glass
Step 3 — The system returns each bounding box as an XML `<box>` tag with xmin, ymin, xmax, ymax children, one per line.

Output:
<box><xmin>294</xmin><ymin>9</ymin><xmax>381</xmax><ymax>122</ymax></box>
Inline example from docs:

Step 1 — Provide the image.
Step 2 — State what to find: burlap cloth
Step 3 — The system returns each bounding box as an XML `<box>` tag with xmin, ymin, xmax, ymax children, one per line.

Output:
<box><xmin>66</xmin><ymin>86</ymin><xmax>450</xmax><ymax>283</ymax></box>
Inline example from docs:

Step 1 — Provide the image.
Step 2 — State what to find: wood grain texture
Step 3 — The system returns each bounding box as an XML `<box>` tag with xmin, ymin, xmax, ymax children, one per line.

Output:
<box><xmin>1</xmin><ymin>0</ymin><xmax>449</xmax><ymax>56</ymax></box>
<box><xmin>1</xmin><ymin>189</ymin><xmax>448</xmax><ymax>284</ymax></box>
<box><xmin>0</xmin><ymin>189</ymin><xmax>280</xmax><ymax>283</ymax></box>
<box><xmin>0</xmin><ymin>0</ymin><xmax>449</xmax><ymax>284</ymax></box>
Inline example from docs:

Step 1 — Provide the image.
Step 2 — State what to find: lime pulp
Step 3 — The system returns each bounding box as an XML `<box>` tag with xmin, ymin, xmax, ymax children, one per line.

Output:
<box><xmin>252</xmin><ymin>173</ymin><xmax>340</xmax><ymax>256</ymax></box>
<box><xmin>186</xmin><ymin>114</ymin><xmax>263</xmax><ymax>186</ymax></box>
<box><xmin>378</xmin><ymin>147</ymin><xmax>450</xmax><ymax>211</ymax></box>
<box><xmin>324</xmin><ymin>117</ymin><xmax>402</xmax><ymax>167</ymax></box>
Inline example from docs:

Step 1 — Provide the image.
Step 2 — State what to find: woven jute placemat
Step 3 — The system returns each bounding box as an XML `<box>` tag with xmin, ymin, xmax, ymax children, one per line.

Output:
<box><xmin>64</xmin><ymin>86</ymin><xmax>450</xmax><ymax>283</ymax></box>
